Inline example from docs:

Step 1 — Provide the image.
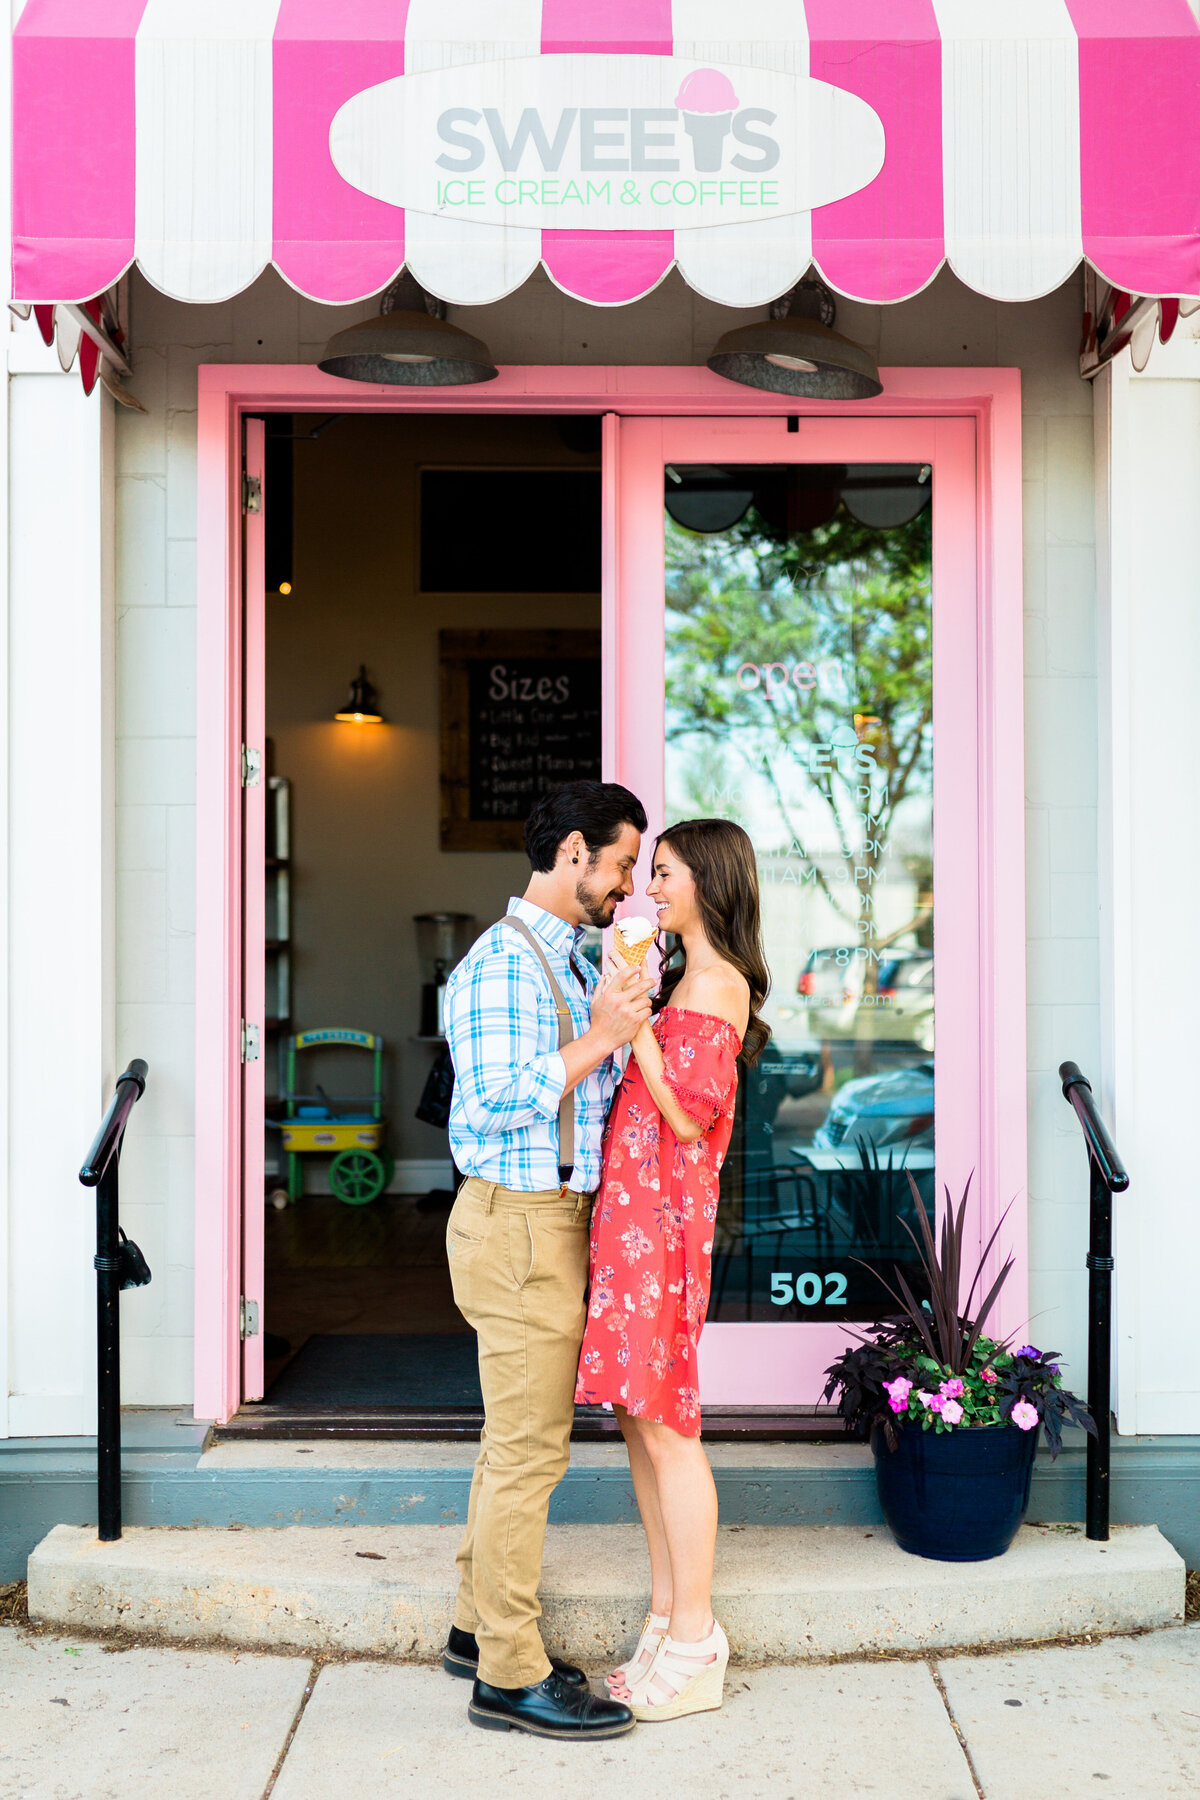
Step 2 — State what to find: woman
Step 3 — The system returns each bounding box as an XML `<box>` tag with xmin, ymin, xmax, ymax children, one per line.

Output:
<box><xmin>575</xmin><ymin>818</ymin><xmax>770</xmax><ymax>1723</ymax></box>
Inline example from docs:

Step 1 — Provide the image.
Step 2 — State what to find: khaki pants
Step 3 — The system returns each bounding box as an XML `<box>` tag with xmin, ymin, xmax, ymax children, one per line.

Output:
<box><xmin>446</xmin><ymin>1176</ymin><xmax>591</xmax><ymax>1689</ymax></box>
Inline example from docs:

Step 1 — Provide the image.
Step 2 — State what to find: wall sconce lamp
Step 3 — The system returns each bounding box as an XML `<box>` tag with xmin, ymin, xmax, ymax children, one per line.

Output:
<box><xmin>335</xmin><ymin>665</ymin><xmax>384</xmax><ymax>724</ymax></box>
<box><xmin>319</xmin><ymin>273</ymin><xmax>497</xmax><ymax>387</ymax></box>
<box><xmin>707</xmin><ymin>276</ymin><xmax>881</xmax><ymax>400</ymax></box>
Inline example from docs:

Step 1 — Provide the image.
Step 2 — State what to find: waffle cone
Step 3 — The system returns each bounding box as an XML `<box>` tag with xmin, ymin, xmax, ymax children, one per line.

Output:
<box><xmin>614</xmin><ymin>931</ymin><xmax>655</xmax><ymax>968</ymax></box>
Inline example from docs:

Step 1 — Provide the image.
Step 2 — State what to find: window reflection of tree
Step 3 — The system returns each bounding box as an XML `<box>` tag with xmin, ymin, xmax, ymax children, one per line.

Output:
<box><xmin>665</xmin><ymin>497</ymin><xmax>932</xmax><ymax>1043</ymax></box>
<box><xmin>665</xmin><ymin>495</ymin><xmax>931</xmax><ymax>923</ymax></box>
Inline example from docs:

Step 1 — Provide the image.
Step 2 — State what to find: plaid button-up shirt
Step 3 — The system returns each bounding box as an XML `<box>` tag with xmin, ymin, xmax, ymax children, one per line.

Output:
<box><xmin>444</xmin><ymin>897</ymin><xmax>619</xmax><ymax>1193</ymax></box>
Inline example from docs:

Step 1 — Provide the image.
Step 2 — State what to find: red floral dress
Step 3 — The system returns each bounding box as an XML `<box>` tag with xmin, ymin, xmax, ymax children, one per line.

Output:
<box><xmin>574</xmin><ymin>1008</ymin><xmax>740</xmax><ymax>1436</ymax></box>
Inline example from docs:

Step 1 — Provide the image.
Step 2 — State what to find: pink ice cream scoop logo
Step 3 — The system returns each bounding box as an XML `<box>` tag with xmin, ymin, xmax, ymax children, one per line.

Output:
<box><xmin>676</xmin><ymin>69</ymin><xmax>741</xmax><ymax>172</ymax></box>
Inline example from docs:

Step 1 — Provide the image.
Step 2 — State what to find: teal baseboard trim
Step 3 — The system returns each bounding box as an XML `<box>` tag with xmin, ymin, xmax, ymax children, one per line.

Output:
<box><xmin>3</xmin><ymin>1429</ymin><xmax>1198</xmax><ymax>1585</ymax></box>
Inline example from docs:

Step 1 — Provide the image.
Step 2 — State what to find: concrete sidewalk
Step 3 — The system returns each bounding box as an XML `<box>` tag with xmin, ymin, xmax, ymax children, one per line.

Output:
<box><xmin>1</xmin><ymin>1618</ymin><xmax>1197</xmax><ymax>1800</ymax></box>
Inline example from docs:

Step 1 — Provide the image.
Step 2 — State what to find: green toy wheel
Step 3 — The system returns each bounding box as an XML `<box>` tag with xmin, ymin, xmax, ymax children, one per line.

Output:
<box><xmin>329</xmin><ymin>1149</ymin><xmax>386</xmax><ymax>1205</ymax></box>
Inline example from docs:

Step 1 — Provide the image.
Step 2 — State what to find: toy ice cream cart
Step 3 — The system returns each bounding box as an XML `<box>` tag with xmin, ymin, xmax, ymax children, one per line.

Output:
<box><xmin>279</xmin><ymin>1027</ymin><xmax>393</xmax><ymax>1204</ymax></box>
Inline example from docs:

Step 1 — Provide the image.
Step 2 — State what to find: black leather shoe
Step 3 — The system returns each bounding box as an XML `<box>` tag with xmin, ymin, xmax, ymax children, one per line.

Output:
<box><xmin>443</xmin><ymin>1626</ymin><xmax>588</xmax><ymax>1687</ymax></box>
<box><xmin>469</xmin><ymin>1670</ymin><xmax>635</xmax><ymax>1739</ymax></box>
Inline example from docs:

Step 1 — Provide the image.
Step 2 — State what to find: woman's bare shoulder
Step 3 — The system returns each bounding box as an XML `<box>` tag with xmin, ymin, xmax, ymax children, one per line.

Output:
<box><xmin>682</xmin><ymin>962</ymin><xmax>750</xmax><ymax>1033</ymax></box>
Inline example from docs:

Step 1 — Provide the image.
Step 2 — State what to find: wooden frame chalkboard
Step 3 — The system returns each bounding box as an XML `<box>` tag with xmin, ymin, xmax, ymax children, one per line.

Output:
<box><xmin>439</xmin><ymin>629</ymin><xmax>602</xmax><ymax>851</ymax></box>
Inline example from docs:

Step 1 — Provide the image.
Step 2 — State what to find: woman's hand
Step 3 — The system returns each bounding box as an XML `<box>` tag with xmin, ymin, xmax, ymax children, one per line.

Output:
<box><xmin>605</xmin><ymin>953</ymin><xmax>657</xmax><ymax>991</ymax></box>
<box><xmin>590</xmin><ymin>961</ymin><xmax>653</xmax><ymax>1055</ymax></box>
<box><xmin>606</xmin><ymin>957</ymin><xmax>658</xmax><ymax>1048</ymax></box>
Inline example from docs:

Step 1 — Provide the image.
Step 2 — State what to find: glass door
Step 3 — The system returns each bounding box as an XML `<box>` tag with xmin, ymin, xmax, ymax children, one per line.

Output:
<box><xmin>607</xmin><ymin>413</ymin><xmax>994</xmax><ymax>1408</ymax></box>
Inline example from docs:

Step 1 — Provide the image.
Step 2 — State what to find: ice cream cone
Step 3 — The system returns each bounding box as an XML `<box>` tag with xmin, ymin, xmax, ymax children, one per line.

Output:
<box><xmin>613</xmin><ymin>932</ymin><xmax>655</xmax><ymax>969</ymax></box>
<box><xmin>681</xmin><ymin>110</ymin><xmax>733</xmax><ymax>172</ymax></box>
<box><xmin>675</xmin><ymin>69</ymin><xmax>740</xmax><ymax>174</ymax></box>
<box><xmin>613</xmin><ymin>917</ymin><xmax>657</xmax><ymax>969</ymax></box>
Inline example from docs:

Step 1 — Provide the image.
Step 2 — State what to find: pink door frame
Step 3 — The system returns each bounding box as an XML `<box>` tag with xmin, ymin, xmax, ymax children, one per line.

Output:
<box><xmin>241</xmin><ymin>419</ymin><xmax>267</xmax><ymax>1402</ymax></box>
<box><xmin>195</xmin><ymin>363</ymin><xmax>1024</xmax><ymax>1425</ymax></box>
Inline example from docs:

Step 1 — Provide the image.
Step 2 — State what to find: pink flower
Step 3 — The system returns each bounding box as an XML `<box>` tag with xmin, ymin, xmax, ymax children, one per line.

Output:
<box><xmin>1011</xmin><ymin>1399</ymin><xmax>1039</xmax><ymax>1431</ymax></box>
<box><xmin>940</xmin><ymin>1399</ymin><xmax>964</xmax><ymax>1425</ymax></box>
<box><xmin>941</xmin><ymin>1378</ymin><xmax>965</xmax><ymax>1399</ymax></box>
<box><xmin>918</xmin><ymin>1390</ymin><xmax>943</xmax><ymax>1412</ymax></box>
<box><xmin>980</xmin><ymin>1367</ymin><xmax>998</xmax><ymax>1384</ymax></box>
<box><xmin>883</xmin><ymin>1377</ymin><xmax>913</xmax><ymax>1413</ymax></box>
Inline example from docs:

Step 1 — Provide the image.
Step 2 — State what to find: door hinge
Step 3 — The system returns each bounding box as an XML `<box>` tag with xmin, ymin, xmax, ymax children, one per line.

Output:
<box><xmin>240</xmin><ymin>1297</ymin><xmax>260</xmax><ymax>1339</ymax></box>
<box><xmin>242</xmin><ymin>473</ymin><xmax>262</xmax><ymax>514</ymax></box>
<box><xmin>241</xmin><ymin>745</ymin><xmax>262</xmax><ymax>788</ymax></box>
<box><xmin>241</xmin><ymin>1020</ymin><xmax>261</xmax><ymax>1064</ymax></box>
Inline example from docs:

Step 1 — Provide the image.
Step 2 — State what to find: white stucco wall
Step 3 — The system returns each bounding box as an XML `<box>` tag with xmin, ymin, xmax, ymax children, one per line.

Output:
<box><xmin>90</xmin><ymin>265</ymin><xmax>1101</xmax><ymax>1415</ymax></box>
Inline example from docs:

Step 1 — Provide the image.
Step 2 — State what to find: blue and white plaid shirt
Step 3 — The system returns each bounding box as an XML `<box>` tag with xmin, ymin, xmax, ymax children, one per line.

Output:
<box><xmin>445</xmin><ymin>897</ymin><xmax>619</xmax><ymax>1194</ymax></box>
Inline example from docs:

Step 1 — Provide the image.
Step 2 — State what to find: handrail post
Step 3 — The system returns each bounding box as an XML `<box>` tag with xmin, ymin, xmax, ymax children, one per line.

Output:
<box><xmin>1059</xmin><ymin>1061</ymin><xmax>1127</xmax><ymax>1546</ymax></box>
<box><xmin>95</xmin><ymin>1157</ymin><xmax>122</xmax><ymax>1541</ymax></box>
<box><xmin>79</xmin><ymin>1059</ymin><xmax>149</xmax><ymax>1546</ymax></box>
<box><xmin>1085</xmin><ymin>1150</ymin><xmax>1113</xmax><ymax>1542</ymax></box>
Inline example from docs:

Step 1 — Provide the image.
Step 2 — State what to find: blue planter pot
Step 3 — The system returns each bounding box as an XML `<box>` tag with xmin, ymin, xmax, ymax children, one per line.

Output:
<box><xmin>871</xmin><ymin>1420</ymin><xmax>1038</xmax><ymax>1561</ymax></box>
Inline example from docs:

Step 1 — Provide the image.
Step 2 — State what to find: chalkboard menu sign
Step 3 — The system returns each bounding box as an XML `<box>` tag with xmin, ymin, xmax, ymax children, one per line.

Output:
<box><xmin>440</xmin><ymin>629</ymin><xmax>602</xmax><ymax>850</ymax></box>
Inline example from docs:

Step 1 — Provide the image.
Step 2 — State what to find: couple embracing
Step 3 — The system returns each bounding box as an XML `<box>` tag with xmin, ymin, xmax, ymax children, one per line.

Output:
<box><xmin>441</xmin><ymin>780</ymin><xmax>769</xmax><ymax>1741</ymax></box>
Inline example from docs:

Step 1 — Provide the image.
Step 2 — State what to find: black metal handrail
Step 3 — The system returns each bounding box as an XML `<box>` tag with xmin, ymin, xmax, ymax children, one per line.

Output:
<box><xmin>78</xmin><ymin>1060</ymin><xmax>150</xmax><ymax>1541</ymax></box>
<box><xmin>1059</xmin><ymin>1060</ymin><xmax>1128</xmax><ymax>1543</ymax></box>
<box><xmin>80</xmin><ymin>1060</ymin><xmax>148</xmax><ymax>1186</ymax></box>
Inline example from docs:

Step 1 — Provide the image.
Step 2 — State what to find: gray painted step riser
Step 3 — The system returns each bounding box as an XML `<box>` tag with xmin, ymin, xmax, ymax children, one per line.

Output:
<box><xmin>27</xmin><ymin>1523</ymin><xmax>1185</xmax><ymax>1663</ymax></box>
<box><xmin>6</xmin><ymin>1458</ymin><xmax>1200</xmax><ymax>1584</ymax></box>
<box><xmin>5</xmin><ymin>1454</ymin><xmax>1200</xmax><ymax>1586</ymax></box>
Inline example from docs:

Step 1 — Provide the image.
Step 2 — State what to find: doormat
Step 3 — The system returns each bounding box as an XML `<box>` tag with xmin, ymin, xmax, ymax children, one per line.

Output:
<box><xmin>264</xmin><ymin>1332</ymin><xmax>481</xmax><ymax>1407</ymax></box>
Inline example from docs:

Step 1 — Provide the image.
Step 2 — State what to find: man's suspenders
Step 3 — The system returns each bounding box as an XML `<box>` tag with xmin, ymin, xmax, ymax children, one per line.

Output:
<box><xmin>495</xmin><ymin>916</ymin><xmax>576</xmax><ymax>1172</ymax></box>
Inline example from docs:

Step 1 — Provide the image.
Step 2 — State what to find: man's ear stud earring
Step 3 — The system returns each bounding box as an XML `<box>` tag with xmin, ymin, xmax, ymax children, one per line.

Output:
<box><xmin>572</xmin><ymin>855</ymin><xmax>579</xmax><ymax>864</ymax></box>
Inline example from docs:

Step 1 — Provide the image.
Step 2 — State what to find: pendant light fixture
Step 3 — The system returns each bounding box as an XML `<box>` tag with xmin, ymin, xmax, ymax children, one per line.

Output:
<box><xmin>318</xmin><ymin>273</ymin><xmax>497</xmax><ymax>387</ymax></box>
<box><xmin>707</xmin><ymin>277</ymin><xmax>881</xmax><ymax>400</ymax></box>
<box><xmin>335</xmin><ymin>665</ymin><xmax>384</xmax><ymax>724</ymax></box>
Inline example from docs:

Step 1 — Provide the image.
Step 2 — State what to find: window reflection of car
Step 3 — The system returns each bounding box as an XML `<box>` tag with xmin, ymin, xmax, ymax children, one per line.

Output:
<box><xmin>739</xmin><ymin>1037</ymin><xmax>823</xmax><ymax>1136</ymax></box>
<box><xmin>852</xmin><ymin>951</ymin><xmax>934</xmax><ymax>1052</ymax></box>
<box><xmin>794</xmin><ymin>1060</ymin><xmax>935</xmax><ymax>1171</ymax></box>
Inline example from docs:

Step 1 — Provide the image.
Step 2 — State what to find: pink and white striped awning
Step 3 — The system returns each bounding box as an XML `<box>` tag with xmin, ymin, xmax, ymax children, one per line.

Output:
<box><xmin>13</xmin><ymin>0</ymin><xmax>1200</xmax><ymax>311</ymax></box>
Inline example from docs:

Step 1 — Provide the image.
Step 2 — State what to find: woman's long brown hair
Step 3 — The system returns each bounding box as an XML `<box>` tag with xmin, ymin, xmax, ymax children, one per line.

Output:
<box><xmin>653</xmin><ymin>818</ymin><xmax>772</xmax><ymax>1064</ymax></box>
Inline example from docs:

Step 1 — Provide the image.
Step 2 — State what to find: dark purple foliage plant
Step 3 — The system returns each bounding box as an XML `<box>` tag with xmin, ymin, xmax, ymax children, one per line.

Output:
<box><xmin>823</xmin><ymin>1173</ymin><xmax>1096</xmax><ymax>1458</ymax></box>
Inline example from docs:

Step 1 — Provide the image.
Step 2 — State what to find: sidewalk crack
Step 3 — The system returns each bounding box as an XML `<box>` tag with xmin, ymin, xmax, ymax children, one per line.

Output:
<box><xmin>261</xmin><ymin>1657</ymin><xmax>320</xmax><ymax>1800</ymax></box>
<box><xmin>928</xmin><ymin>1659</ymin><xmax>985</xmax><ymax>1800</ymax></box>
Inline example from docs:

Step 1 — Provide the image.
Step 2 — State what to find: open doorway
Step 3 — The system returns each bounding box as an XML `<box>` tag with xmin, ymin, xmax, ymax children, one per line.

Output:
<box><xmin>257</xmin><ymin>412</ymin><xmax>602</xmax><ymax>1413</ymax></box>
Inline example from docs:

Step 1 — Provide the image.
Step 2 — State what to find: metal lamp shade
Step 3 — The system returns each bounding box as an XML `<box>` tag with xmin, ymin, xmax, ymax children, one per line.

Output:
<box><xmin>318</xmin><ymin>310</ymin><xmax>498</xmax><ymax>386</ymax></box>
<box><xmin>335</xmin><ymin>665</ymin><xmax>384</xmax><ymax>722</ymax></box>
<box><xmin>707</xmin><ymin>315</ymin><xmax>882</xmax><ymax>400</ymax></box>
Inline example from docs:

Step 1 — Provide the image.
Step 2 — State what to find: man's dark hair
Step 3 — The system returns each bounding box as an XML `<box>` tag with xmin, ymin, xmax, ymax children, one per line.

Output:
<box><xmin>524</xmin><ymin>781</ymin><xmax>648</xmax><ymax>873</ymax></box>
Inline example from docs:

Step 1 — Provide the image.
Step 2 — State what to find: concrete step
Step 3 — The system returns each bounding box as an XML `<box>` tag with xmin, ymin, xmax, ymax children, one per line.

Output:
<box><xmin>27</xmin><ymin>1520</ymin><xmax>1184</xmax><ymax>1663</ymax></box>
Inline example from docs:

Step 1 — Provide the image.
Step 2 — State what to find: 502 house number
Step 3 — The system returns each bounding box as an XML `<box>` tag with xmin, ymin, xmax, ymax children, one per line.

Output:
<box><xmin>770</xmin><ymin>1271</ymin><xmax>848</xmax><ymax>1306</ymax></box>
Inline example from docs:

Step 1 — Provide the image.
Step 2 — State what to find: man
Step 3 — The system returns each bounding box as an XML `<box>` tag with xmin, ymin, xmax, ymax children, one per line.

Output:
<box><xmin>442</xmin><ymin>781</ymin><xmax>653</xmax><ymax>1739</ymax></box>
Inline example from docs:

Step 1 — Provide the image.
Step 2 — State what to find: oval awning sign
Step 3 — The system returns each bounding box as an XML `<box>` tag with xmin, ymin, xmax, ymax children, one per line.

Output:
<box><xmin>330</xmin><ymin>54</ymin><xmax>886</xmax><ymax>235</ymax></box>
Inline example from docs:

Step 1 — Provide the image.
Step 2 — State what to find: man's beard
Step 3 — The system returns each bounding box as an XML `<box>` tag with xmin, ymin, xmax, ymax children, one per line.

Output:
<box><xmin>575</xmin><ymin>867</ymin><xmax>622</xmax><ymax>929</ymax></box>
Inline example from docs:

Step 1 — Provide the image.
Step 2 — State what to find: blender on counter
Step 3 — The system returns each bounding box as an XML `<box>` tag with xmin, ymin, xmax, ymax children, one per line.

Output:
<box><xmin>414</xmin><ymin>912</ymin><xmax>476</xmax><ymax>1037</ymax></box>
